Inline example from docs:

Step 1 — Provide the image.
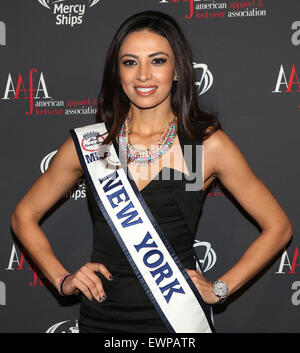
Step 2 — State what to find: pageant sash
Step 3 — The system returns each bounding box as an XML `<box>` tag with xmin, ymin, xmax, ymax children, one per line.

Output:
<box><xmin>70</xmin><ymin>122</ymin><xmax>215</xmax><ymax>333</ymax></box>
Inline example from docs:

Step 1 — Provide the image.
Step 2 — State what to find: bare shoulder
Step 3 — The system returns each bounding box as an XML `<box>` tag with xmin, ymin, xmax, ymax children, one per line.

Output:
<box><xmin>203</xmin><ymin>127</ymin><xmax>231</xmax><ymax>153</ymax></box>
<box><xmin>203</xmin><ymin>128</ymin><xmax>246</xmax><ymax>178</ymax></box>
<box><xmin>202</xmin><ymin>127</ymin><xmax>293</xmax><ymax>233</ymax></box>
<box><xmin>12</xmin><ymin>136</ymin><xmax>83</xmax><ymax>221</ymax></box>
<box><xmin>51</xmin><ymin>136</ymin><xmax>83</xmax><ymax>174</ymax></box>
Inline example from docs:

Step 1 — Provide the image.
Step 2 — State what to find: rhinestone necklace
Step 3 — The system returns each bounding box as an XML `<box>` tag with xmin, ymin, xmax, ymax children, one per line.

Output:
<box><xmin>119</xmin><ymin>116</ymin><xmax>178</xmax><ymax>166</ymax></box>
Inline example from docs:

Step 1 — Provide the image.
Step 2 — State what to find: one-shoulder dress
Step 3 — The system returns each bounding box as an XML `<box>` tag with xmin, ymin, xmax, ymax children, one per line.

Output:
<box><xmin>76</xmin><ymin>121</ymin><xmax>211</xmax><ymax>333</ymax></box>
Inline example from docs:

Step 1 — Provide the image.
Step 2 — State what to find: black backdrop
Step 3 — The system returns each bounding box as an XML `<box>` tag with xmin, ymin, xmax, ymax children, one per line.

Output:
<box><xmin>0</xmin><ymin>0</ymin><xmax>299</xmax><ymax>333</ymax></box>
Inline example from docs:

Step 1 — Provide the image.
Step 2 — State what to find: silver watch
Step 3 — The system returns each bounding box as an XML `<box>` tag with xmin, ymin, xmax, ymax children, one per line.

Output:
<box><xmin>211</xmin><ymin>280</ymin><xmax>228</xmax><ymax>304</ymax></box>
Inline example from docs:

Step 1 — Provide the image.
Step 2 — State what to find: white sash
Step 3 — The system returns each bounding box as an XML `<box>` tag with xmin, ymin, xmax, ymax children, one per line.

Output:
<box><xmin>70</xmin><ymin>122</ymin><xmax>215</xmax><ymax>333</ymax></box>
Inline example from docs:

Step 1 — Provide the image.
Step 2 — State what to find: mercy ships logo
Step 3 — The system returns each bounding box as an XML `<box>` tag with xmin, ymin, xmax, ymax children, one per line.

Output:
<box><xmin>38</xmin><ymin>0</ymin><xmax>101</xmax><ymax>27</ymax></box>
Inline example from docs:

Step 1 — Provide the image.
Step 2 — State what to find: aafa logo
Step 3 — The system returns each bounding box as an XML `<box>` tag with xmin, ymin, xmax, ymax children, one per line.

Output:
<box><xmin>6</xmin><ymin>244</ymin><xmax>49</xmax><ymax>288</ymax></box>
<box><xmin>276</xmin><ymin>246</ymin><xmax>300</xmax><ymax>274</ymax></box>
<box><xmin>1</xmin><ymin>69</ymin><xmax>51</xmax><ymax>116</ymax></box>
<box><xmin>275</xmin><ymin>247</ymin><xmax>300</xmax><ymax>306</ymax></box>
<box><xmin>272</xmin><ymin>64</ymin><xmax>300</xmax><ymax>94</ymax></box>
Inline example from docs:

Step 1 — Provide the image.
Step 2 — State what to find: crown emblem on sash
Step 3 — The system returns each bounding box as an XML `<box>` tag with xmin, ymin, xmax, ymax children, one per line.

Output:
<box><xmin>83</xmin><ymin>131</ymin><xmax>99</xmax><ymax>141</ymax></box>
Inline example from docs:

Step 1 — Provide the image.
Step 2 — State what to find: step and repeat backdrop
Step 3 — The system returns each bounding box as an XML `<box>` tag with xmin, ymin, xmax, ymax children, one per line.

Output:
<box><xmin>0</xmin><ymin>0</ymin><xmax>299</xmax><ymax>333</ymax></box>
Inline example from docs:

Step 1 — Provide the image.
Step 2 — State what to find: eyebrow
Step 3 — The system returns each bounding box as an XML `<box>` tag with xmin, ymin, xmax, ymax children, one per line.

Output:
<box><xmin>119</xmin><ymin>51</ymin><xmax>170</xmax><ymax>59</ymax></box>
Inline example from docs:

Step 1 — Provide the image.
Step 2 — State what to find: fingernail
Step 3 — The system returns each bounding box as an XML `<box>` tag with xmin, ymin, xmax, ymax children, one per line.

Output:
<box><xmin>109</xmin><ymin>275</ymin><xmax>113</xmax><ymax>280</ymax></box>
<box><xmin>99</xmin><ymin>295</ymin><xmax>106</xmax><ymax>303</ymax></box>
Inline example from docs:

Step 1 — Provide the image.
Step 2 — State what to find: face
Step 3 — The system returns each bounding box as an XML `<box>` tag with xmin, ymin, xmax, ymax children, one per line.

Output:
<box><xmin>119</xmin><ymin>29</ymin><xmax>177</xmax><ymax>110</ymax></box>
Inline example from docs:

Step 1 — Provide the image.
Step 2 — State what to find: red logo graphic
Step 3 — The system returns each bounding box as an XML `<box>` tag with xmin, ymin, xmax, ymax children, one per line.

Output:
<box><xmin>6</xmin><ymin>244</ymin><xmax>51</xmax><ymax>288</ymax></box>
<box><xmin>272</xmin><ymin>65</ymin><xmax>300</xmax><ymax>110</ymax></box>
<box><xmin>276</xmin><ymin>246</ymin><xmax>300</xmax><ymax>274</ymax></box>
<box><xmin>1</xmin><ymin>69</ymin><xmax>52</xmax><ymax>116</ymax></box>
<box><xmin>273</xmin><ymin>64</ymin><xmax>300</xmax><ymax>93</ymax></box>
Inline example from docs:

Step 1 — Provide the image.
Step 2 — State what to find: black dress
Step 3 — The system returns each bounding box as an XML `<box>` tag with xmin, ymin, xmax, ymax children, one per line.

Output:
<box><xmin>77</xmin><ymin>122</ymin><xmax>210</xmax><ymax>333</ymax></box>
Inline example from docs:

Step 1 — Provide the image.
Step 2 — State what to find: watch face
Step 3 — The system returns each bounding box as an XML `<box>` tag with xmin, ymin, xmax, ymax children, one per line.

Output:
<box><xmin>213</xmin><ymin>281</ymin><xmax>228</xmax><ymax>297</ymax></box>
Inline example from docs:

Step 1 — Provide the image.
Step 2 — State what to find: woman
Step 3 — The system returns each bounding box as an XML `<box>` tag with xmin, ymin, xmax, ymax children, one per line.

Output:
<box><xmin>11</xmin><ymin>11</ymin><xmax>292</xmax><ymax>333</ymax></box>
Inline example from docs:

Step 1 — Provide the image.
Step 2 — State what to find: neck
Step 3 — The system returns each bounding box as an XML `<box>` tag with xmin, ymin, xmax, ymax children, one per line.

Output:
<box><xmin>127</xmin><ymin>104</ymin><xmax>175</xmax><ymax>137</ymax></box>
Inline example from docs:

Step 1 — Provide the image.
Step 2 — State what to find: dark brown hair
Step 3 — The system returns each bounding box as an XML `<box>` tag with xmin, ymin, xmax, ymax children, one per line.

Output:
<box><xmin>96</xmin><ymin>10</ymin><xmax>222</xmax><ymax>146</ymax></box>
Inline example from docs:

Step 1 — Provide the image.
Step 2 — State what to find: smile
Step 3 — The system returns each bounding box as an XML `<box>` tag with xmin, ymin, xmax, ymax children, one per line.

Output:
<box><xmin>135</xmin><ymin>87</ymin><xmax>157</xmax><ymax>96</ymax></box>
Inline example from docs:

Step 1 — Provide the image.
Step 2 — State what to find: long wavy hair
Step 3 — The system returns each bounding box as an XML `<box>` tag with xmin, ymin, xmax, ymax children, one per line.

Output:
<box><xmin>96</xmin><ymin>10</ymin><xmax>222</xmax><ymax>146</ymax></box>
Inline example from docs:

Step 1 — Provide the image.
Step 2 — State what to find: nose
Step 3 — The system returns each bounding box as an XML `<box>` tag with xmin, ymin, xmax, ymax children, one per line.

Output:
<box><xmin>136</xmin><ymin>62</ymin><xmax>152</xmax><ymax>82</ymax></box>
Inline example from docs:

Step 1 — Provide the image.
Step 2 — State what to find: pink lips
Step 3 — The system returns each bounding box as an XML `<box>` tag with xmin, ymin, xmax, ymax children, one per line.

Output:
<box><xmin>135</xmin><ymin>86</ymin><xmax>157</xmax><ymax>96</ymax></box>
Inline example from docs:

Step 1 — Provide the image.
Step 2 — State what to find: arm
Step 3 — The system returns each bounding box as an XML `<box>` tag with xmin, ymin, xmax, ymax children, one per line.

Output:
<box><xmin>186</xmin><ymin>129</ymin><xmax>293</xmax><ymax>304</ymax></box>
<box><xmin>11</xmin><ymin>136</ymin><xmax>112</xmax><ymax>301</ymax></box>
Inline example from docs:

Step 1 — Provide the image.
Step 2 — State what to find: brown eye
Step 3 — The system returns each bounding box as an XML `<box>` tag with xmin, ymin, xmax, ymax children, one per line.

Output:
<box><xmin>121</xmin><ymin>60</ymin><xmax>136</xmax><ymax>66</ymax></box>
<box><xmin>152</xmin><ymin>58</ymin><xmax>167</xmax><ymax>64</ymax></box>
